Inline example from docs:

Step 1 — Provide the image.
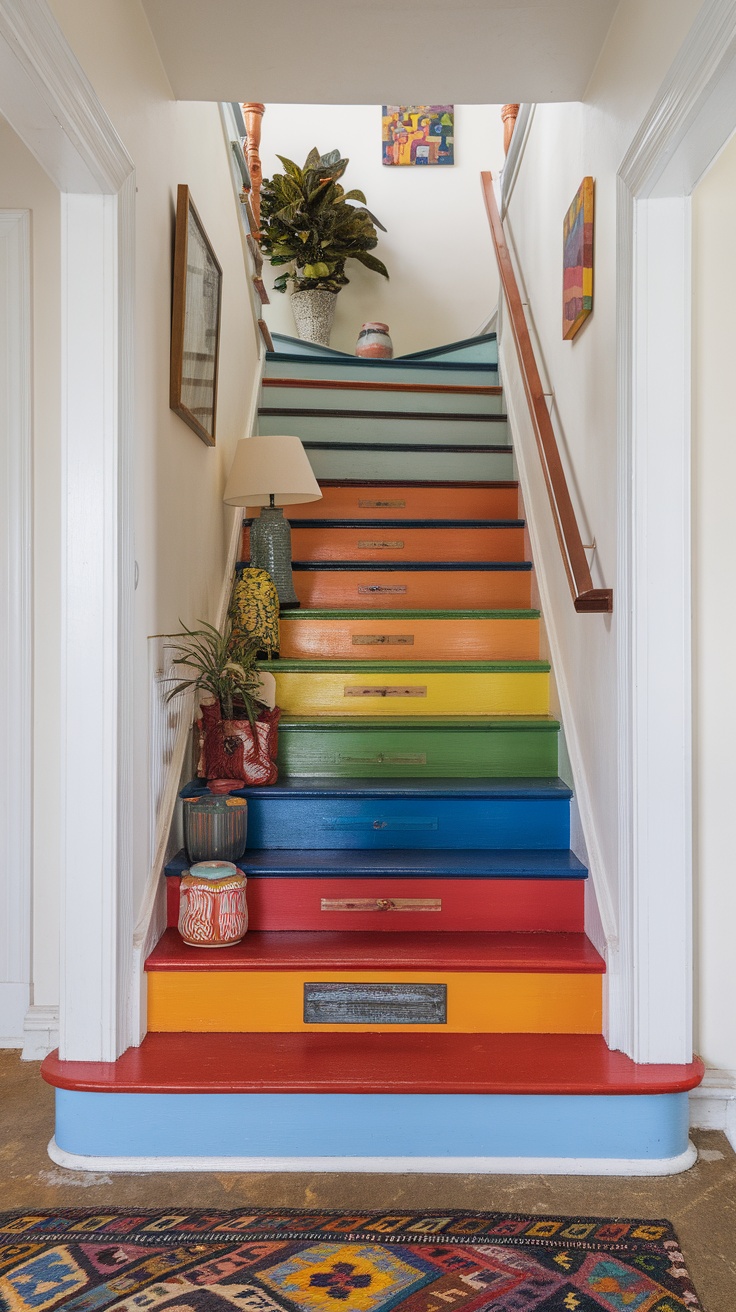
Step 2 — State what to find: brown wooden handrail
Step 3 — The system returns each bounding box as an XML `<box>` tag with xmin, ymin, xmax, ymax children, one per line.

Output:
<box><xmin>481</xmin><ymin>171</ymin><xmax>612</xmax><ymax>614</ymax></box>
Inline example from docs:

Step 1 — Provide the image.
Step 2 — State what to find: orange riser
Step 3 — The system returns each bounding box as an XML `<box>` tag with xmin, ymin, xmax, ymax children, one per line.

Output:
<box><xmin>246</xmin><ymin>525</ymin><xmax>525</xmax><ymax>564</ymax></box>
<box><xmin>293</xmin><ymin>569</ymin><xmax>532</xmax><ymax>610</ymax></box>
<box><xmin>279</xmin><ymin>616</ymin><xmax>540</xmax><ymax>661</ymax></box>
<box><xmin>247</xmin><ymin>484</ymin><xmax>520</xmax><ymax>523</ymax></box>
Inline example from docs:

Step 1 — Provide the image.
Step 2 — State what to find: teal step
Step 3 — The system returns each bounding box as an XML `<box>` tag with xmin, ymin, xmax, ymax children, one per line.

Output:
<box><xmin>277</xmin><ymin>715</ymin><xmax>559</xmax><ymax>779</ymax></box>
<box><xmin>303</xmin><ymin>446</ymin><xmax>515</xmax><ymax>481</ymax></box>
<box><xmin>265</xmin><ymin>357</ymin><xmax>498</xmax><ymax>385</ymax></box>
<box><xmin>257</xmin><ymin>410</ymin><xmax>510</xmax><ymax>446</ymax></box>
<box><xmin>260</xmin><ymin>384</ymin><xmax>505</xmax><ymax>416</ymax></box>
<box><xmin>400</xmin><ymin>332</ymin><xmax>498</xmax><ymax>365</ymax></box>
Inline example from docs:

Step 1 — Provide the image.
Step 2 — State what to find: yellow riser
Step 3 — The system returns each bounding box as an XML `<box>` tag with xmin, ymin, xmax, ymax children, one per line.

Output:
<box><xmin>147</xmin><ymin>971</ymin><xmax>602</xmax><ymax>1035</ymax></box>
<box><xmin>270</xmin><ymin>671</ymin><xmax>549</xmax><ymax>717</ymax></box>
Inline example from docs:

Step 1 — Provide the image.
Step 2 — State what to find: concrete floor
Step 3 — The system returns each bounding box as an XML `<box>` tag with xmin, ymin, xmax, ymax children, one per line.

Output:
<box><xmin>0</xmin><ymin>1051</ymin><xmax>733</xmax><ymax>1311</ymax></box>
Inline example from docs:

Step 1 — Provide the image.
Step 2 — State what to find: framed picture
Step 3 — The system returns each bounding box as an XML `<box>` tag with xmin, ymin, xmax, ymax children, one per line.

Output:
<box><xmin>382</xmin><ymin>106</ymin><xmax>454</xmax><ymax>166</ymax></box>
<box><xmin>170</xmin><ymin>184</ymin><xmax>223</xmax><ymax>446</ymax></box>
<box><xmin>562</xmin><ymin>177</ymin><xmax>594</xmax><ymax>340</ymax></box>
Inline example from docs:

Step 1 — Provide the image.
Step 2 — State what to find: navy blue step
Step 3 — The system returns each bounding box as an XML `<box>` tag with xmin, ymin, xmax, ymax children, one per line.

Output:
<box><xmin>180</xmin><ymin>778</ymin><xmax>571</xmax><ymax>850</ymax></box>
<box><xmin>165</xmin><ymin>847</ymin><xmax>587</xmax><ymax>880</ymax></box>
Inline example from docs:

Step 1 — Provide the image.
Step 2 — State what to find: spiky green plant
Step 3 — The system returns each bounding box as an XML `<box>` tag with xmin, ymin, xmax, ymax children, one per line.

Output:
<box><xmin>260</xmin><ymin>147</ymin><xmax>389</xmax><ymax>295</ymax></box>
<box><xmin>163</xmin><ymin>618</ymin><xmax>267</xmax><ymax>729</ymax></box>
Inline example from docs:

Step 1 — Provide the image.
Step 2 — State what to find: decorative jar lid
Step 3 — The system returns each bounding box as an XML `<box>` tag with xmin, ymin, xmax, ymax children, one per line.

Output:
<box><xmin>184</xmin><ymin>795</ymin><xmax>247</xmax><ymax>812</ymax></box>
<box><xmin>189</xmin><ymin>860</ymin><xmax>239</xmax><ymax>880</ymax></box>
<box><xmin>360</xmin><ymin>322</ymin><xmax>390</xmax><ymax>332</ymax></box>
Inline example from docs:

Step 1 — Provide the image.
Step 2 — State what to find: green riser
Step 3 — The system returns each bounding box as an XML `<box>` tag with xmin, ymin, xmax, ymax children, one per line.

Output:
<box><xmin>264</xmin><ymin>361</ymin><xmax>498</xmax><ymax>386</ymax></box>
<box><xmin>305</xmin><ymin>449</ymin><xmax>515</xmax><ymax>482</ymax></box>
<box><xmin>277</xmin><ymin>724</ymin><xmax>559</xmax><ymax>779</ymax></box>
<box><xmin>257</xmin><ymin>413</ymin><xmax>510</xmax><ymax>446</ymax></box>
<box><xmin>261</xmin><ymin>386</ymin><xmax>505</xmax><ymax>416</ymax></box>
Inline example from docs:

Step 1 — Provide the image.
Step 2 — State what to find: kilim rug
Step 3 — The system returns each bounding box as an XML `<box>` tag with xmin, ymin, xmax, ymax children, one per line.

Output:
<box><xmin>0</xmin><ymin>1208</ymin><xmax>702</xmax><ymax>1312</ymax></box>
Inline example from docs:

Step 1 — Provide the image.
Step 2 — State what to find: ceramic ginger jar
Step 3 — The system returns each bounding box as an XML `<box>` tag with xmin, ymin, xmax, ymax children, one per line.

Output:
<box><xmin>178</xmin><ymin>860</ymin><xmax>248</xmax><ymax>947</ymax></box>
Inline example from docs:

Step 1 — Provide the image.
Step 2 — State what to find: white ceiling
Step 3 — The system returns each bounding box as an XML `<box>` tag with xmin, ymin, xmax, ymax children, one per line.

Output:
<box><xmin>140</xmin><ymin>0</ymin><xmax>620</xmax><ymax>104</ymax></box>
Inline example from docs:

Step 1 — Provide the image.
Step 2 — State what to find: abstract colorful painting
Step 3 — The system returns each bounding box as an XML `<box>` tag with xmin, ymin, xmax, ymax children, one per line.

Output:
<box><xmin>382</xmin><ymin>106</ymin><xmax>454</xmax><ymax>166</ymax></box>
<box><xmin>562</xmin><ymin>176</ymin><xmax>594</xmax><ymax>339</ymax></box>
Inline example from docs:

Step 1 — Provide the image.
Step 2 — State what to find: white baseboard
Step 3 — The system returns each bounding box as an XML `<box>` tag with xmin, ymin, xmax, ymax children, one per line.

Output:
<box><xmin>47</xmin><ymin>1138</ymin><xmax>698</xmax><ymax>1177</ymax></box>
<box><xmin>689</xmin><ymin>1067</ymin><xmax>736</xmax><ymax>1151</ymax></box>
<box><xmin>21</xmin><ymin>1004</ymin><xmax>59</xmax><ymax>1061</ymax></box>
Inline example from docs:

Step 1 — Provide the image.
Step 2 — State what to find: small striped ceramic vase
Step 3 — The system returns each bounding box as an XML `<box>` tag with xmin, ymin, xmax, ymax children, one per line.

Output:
<box><xmin>178</xmin><ymin>860</ymin><xmax>248</xmax><ymax>948</ymax></box>
<box><xmin>356</xmin><ymin>322</ymin><xmax>393</xmax><ymax>359</ymax></box>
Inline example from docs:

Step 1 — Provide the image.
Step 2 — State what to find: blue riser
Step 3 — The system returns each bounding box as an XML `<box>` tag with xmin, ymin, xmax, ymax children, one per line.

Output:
<box><xmin>257</xmin><ymin>413</ymin><xmax>510</xmax><ymax>446</ymax></box>
<box><xmin>261</xmin><ymin>386</ymin><xmax>506</xmax><ymax>416</ymax></box>
<box><xmin>242</xmin><ymin>797</ymin><xmax>569</xmax><ymax>849</ymax></box>
<box><xmin>304</xmin><ymin>449</ymin><xmax>515</xmax><ymax>482</ymax></box>
<box><xmin>265</xmin><ymin>359</ymin><xmax>498</xmax><ymax>386</ymax></box>
<box><xmin>55</xmin><ymin>1089</ymin><xmax>690</xmax><ymax>1163</ymax></box>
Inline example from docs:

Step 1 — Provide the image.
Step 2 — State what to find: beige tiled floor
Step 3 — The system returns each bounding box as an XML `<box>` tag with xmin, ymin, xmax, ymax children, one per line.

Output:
<box><xmin>0</xmin><ymin>1051</ymin><xmax>733</xmax><ymax>1310</ymax></box>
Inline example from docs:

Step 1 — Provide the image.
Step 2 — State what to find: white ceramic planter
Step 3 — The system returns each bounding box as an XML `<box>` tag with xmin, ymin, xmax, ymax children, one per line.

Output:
<box><xmin>291</xmin><ymin>289</ymin><xmax>338</xmax><ymax>346</ymax></box>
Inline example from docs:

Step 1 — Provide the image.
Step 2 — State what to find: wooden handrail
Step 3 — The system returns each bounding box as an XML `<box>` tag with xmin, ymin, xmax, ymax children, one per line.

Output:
<box><xmin>241</xmin><ymin>102</ymin><xmax>265</xmax><ymax>235</ymax></box>
<box><xmin>481</xmin><ymin>171</ymin><xmax>612</xmax><ymax>614</ymax></box>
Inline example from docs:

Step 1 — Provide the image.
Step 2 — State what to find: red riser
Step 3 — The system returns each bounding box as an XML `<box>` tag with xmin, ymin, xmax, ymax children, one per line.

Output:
<box><xmin>166</xmin><ymin>876</ymin><xmax>584</xmax><ymax>933</ymax></box>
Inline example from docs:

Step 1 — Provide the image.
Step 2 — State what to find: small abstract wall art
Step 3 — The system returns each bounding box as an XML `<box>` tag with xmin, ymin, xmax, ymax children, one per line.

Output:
<box><xmin>562</xmin><ymin>176</ymin><xmax>594</xmax><ymax>339</ymax></box>
<box><xmin>382</xmin><ymin>106</ymin><xmax>454</xmax><ymax>166</ymax></box>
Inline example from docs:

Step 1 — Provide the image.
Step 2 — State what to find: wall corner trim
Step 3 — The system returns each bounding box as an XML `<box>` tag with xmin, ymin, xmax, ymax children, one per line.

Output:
<box><xmin>21</xmin><ymin>1005</ymin><xmax>60</xmax><ymax>1061</ymax></box>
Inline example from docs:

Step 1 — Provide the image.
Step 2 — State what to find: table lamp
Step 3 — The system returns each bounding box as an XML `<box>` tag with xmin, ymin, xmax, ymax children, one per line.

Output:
<box><xmin>223</xmin><ymin>434</ymin><xmax>322</xmax><ymax>608</ymax></box>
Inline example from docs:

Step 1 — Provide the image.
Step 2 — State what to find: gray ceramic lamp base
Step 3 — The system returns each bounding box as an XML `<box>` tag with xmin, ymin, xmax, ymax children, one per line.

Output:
<box><xmin>250</xmin><ymin>506</ymin><xmax>300</xmax><ymax>609</ymax></box>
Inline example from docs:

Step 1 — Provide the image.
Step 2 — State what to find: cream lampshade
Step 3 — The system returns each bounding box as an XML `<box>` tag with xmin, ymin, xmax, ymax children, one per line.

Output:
<box><xmin>223</xmin><ymin>435</ymin><xmax>322</xmax><ymax>608</ymax></box>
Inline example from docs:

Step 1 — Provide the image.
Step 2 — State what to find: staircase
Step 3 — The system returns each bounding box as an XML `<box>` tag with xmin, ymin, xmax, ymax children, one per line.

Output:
<box><xmin>42</xmin><ymin>331</ymin><xmax>703</xmax><ymax>1173</ymax></box>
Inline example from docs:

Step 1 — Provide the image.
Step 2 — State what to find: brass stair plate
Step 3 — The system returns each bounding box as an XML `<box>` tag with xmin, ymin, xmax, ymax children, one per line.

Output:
<box><xmin>352</xmin><ymin>634</ymin><xmax>414</xmax><ymax>646</ymax></box>
<box><xmin>345</xmin><ymin>686</ymin><xmax>427</xmax><ymax>698</ymax></box>
<box><xmin>321</xmin><ymin>897</ymin><xmax>442</xmax><ymax>913</ymax></box>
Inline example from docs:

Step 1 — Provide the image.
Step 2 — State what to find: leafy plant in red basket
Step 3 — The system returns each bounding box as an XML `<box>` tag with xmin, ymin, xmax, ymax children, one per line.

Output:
<box><xmin>164</xmin><ymin>619</ymin><xmax>279</xmax><ymax>786</ymax></box>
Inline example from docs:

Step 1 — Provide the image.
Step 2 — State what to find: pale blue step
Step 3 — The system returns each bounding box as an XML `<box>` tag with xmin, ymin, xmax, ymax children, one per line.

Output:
<box><xmin>303</xmin><ymin>445</ymin><xmax>515</xmax><ymax>482</ymax></box>
<box><xmin>269</xmin><ymin>332</ymin><xmax>498</xmax><ymax>367</ymax></box>
<box><xmin>400</xmin><ymin>333</ymin><xmax>498</xmax><ymax>366</ymax></box>
<box><xmin>257</xmin><ymin>411</ymin><xmax>510</xmax><ymax>446</ymax></box>
<box><xmin>264</xmin><ymin>357</ymin><xmax>498</xmax><ymax>386</ymax></box>
<box><xmin>53</xmin><ymin>1087</ymin><xmax>691</xmax><ymax>1170</ymax></box>
<box><xmin>269</xmin><ymin>333</ymin><xmax>351</xmax><ymax>358</ymax></box>
<box><xmin>261</xmin><ymin>384</ymin><xmax>506</xmax><ymax>416</ymax></box>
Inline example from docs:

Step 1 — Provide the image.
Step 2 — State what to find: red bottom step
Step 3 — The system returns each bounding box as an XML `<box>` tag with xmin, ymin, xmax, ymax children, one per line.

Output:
<box><xmin>42</xmin><ymin>1032</ymin><xmax>704</xmax><ymax>1096</ymax></box>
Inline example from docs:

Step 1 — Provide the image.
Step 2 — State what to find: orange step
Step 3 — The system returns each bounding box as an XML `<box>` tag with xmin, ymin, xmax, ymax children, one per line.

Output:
<box><xmin>279</xmin><ymin>612</ymin><xmax>540</xmax><ymax>660</ymax></box>
<box><xmin>293</xmin><ymin>565</ymin><xmax>532</xmax><ymax>610</ymax></box>
<box><xmin>252</xmin><ymin>482</ymin><xmax>520</xmax><ymax>522</ymax></box>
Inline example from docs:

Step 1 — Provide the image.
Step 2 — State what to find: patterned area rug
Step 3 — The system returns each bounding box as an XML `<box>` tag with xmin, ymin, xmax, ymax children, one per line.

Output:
<box><xmin>0</xmin><ymin>1209</ymin><xmax>702</xmax><ymax>1312</ymax></box>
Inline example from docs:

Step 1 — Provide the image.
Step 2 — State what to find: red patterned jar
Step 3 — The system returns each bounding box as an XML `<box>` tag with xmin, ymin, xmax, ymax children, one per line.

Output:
<box><xmin>356</xmin><ymin>322</ymin><xmax>393</xmax><ymax>359</ymax></box>
<box><xmin>178</xmin><ymin>860</ymin><xmax>248</xmax><ymax>948</ymax></box>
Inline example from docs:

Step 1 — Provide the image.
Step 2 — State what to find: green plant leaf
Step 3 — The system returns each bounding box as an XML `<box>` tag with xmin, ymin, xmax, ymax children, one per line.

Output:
<box><xmin>353</xmin><ymin>250</ymin><xmax>390</xmax><ymax>278</ymax></box>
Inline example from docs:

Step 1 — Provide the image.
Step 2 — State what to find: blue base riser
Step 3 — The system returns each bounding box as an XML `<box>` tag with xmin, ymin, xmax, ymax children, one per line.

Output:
<box><xmin>243</xmin><ymin>797</ymin><xmax>570</xmax><ymax>849</ymax></box>
<box><xmin>55</xmin><ymin>1090</ymin><xmax>690</xmax><ymax>1163</ymax></box>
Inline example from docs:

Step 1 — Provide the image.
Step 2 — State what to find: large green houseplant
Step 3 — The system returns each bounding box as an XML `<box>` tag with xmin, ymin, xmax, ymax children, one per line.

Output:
<box><xmin>259</xmin><ymin>147</ymin><xmax>389</xmax><ymax>345</ymax></box>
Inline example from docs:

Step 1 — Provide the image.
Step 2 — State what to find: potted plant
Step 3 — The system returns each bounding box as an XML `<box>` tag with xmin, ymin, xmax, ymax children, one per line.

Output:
<box><xmin>164</xmin><ymin>618</ymin><xmax>279</xmax><ymax>787</ymax></box>
<box><xmin>259</xmin><ymin>147</ymin><xmax>389</xmax><ymax>346</ymax></box>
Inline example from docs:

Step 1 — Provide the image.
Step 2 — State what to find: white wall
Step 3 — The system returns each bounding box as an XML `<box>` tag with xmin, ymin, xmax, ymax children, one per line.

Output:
<box><xmin>260</xmin><ymin>105</ymin><xmax>505</xmax><ymax>355</ymax></box>
<box><xmin>0</xmin><ymin>0</ymin><xmax>261</xmax><ymax>1023</ymax></box>
<box><xmin>502</xmin><ymin>0</ymin><xmax>703</xmax><ymax>1047</ymax></box>
<box><xmin>0</xmin><ymin>117</ymin><xmax>61</xmax><ymax>1016</ymax></box>
<box><xmin>692</xmin><ymin>132</ymin><xmax>736</xmax><ymax>1076</ymax></box>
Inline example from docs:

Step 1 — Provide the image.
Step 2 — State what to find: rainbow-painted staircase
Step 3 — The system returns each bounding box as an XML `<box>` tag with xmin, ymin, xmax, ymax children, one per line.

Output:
<box><xmin>43</xmin><ymin>332</ymin><xmax>702</xmax><ymax>1172</ymax></box>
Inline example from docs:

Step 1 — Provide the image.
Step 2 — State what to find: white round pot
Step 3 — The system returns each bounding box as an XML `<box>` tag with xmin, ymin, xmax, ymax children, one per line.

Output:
<box><xmin>290</xmin><ymin>289</ymin><xmax>338</xmax><ymax>346</ymax></box>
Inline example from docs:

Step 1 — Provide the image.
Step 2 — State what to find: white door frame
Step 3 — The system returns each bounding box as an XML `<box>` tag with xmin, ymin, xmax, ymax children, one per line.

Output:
<box><xmin>0</xmin><ymin>1</ymin><xmax>135</xmax><ymax>1060</ymax></box>
<box><xmin>616</xmin><ymin>0</ymin><xmax>736</xmax><ymax>1063</ymax></box>
<box><xmin>0</xmin><ymin>210</ymin><xmax>31</xmax><ymax>1047</ymax></box>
